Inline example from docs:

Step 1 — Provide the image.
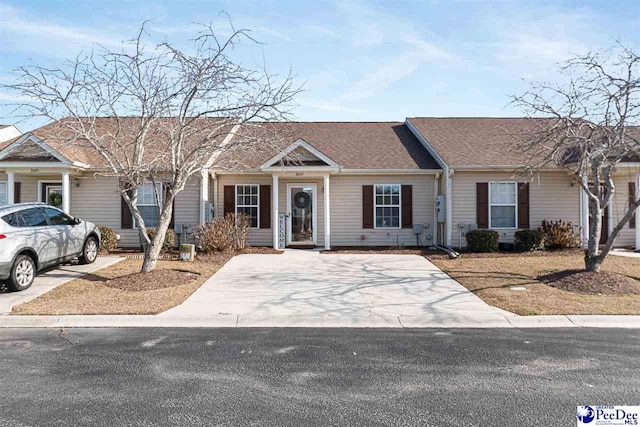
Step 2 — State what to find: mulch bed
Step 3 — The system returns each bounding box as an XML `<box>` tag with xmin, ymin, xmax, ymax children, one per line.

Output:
<box><xmin>538</xmin><ymin>269</ymin><xmax>640</xmax><ymax>296</ymax></box>
<box><xmin>102</xmin><ymin>269</ymin><xmax>198</xmax><ymax>292</ymax></box>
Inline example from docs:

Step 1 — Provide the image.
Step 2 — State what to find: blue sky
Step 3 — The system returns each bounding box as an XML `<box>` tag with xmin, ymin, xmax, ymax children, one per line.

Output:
<box><xmin>0</xmin><ymin>0</ymin><xmax>638</xmax><ymax>131</ymax></box>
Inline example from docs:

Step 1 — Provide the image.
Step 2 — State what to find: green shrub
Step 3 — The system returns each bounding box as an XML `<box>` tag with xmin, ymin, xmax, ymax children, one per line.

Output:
<box><xmin>465</xmin><ymin>229</ymin><xmax>499</xmax><ymax>253</ymax></box>
<box><xmin>97</xmin><ymin>226</ymin><xmax>117</xmax><ymax>252</ymax></box>
<box><xmin>146</xmin><ymin>228</ymin><xmax>176</xmax><ymax>251</ymax></box>
<box><xmin>194</xmin><ymin>213</ymin><xmax>251</xmax><ymax>253</ymax></box>
<box><xmin>514</xmin><ymin>229</ymin><xmax>544</xmax><ymax>252</ymax></box>
<box><xmin>541</xmin><ymin>220</ymin><xmax>579</xmax><ymax>250</ymax></box>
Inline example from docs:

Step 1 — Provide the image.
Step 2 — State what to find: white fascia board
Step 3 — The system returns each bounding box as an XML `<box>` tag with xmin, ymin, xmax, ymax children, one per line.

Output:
<box><xmin>263</xmin><ymin>165</ymin><xmax>340</xmax><ymax>173</ymax></box>
<box><xmin>260</xmin><ymin>138</ymin><xmax>339</xmax><ymax>170</ymax></box>
<box><xmin>0</xmin><ymin>133</ymin><xmax>73</xmax><ymax>164</ymax></box>
<box><xmin>339</xmin><ymin>168</ymin><xmax>441</xmax><ymax>174</ymax></box>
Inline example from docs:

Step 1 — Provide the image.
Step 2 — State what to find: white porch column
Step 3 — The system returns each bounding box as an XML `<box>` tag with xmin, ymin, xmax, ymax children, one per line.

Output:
<box><xmin>272</xmin><ymin>174</ymin><xmax>279</xmax><ymax>250</ymax></box>
<box><xmin>445</xmin><ymin>168</ymin><xmax>453</xmax><ymax>247</ymax></box>
<box><xmin>61</xmin><ymin>172</ymin><xmax>70</xmax><ymax>214</ymax></box>
<box><xmin>636</xmin><ymin>174</ymin><xmax>640</xmax><ymax>251</ymax></box>
<box><xmin>6</xmin><ymin>171</ymin><xmax>14</xmax><ymax>204</ymax></box>
<box><xmin>580</xmin><ymin>174</ymin><xmax>590</xmax><ymax>249</ymax></box>
<box><xmin>323</xmin><ymin>174</ymin><xmax>331</xmax><ymax>250</ymax></box>
<box><xmin>199</xmin><ymin>169</ymin><xmax>209</xmax><ymax>225</ymax></box>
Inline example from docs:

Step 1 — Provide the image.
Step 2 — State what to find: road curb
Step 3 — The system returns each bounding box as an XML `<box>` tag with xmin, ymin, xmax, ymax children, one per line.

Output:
<box><xmin>0</xmin><ymin>314</ymin><xmax>638</xmax><ymax>328</ymax></box>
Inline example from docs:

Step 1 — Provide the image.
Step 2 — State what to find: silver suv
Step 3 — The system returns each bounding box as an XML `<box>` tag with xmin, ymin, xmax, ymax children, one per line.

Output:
<box><xmin>0</xmin><ymin>203</ymin><xmax>101</xmax><ymax>292</ymax></box>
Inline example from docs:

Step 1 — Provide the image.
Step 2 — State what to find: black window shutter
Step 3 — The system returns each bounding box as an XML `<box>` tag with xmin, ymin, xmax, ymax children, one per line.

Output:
<box><xmin>224</xmin><ymin>186</ymin><xmax>235</xmax><ymax>217</ymax></box>
<box><xmin>517</xmin><ymin>183</ymin><xmax>530</xmax><ymax>229</ymax></box>
<box><xmin>259</xmin><ymin>185</ymin><xmax>271</xmax><ymax>229</ymax></box>
<box><xmin>121</xmin><ymin>191</ymin><xmax>133</xmax><ymax>229</ymax></box>
<box><xmin>401</xmin><ymin>185</ymin><xmax>413</xmax><ymax>228</ymax></box>
<box><xmin>476</xmin><ymin>183</ymin><xmax>489</xmax><ymax>229</ymax></box>
<box><xmin>164</xmin><ymin>184</ymin><xmax>175</xmax><ymax>230</ymax></box>
<box><xmin>363</xmin><ymin>185</ymin><xmax>374</xmax><ymax>229</ymax></box>
<box><xmin>631</xmin><ymin>182</ymin><xmax>636</xmax><ymax>229</ymax></box>
<box><xmin>13</xmin><ymin>182</ymin><xmax>21</xmax><ymax>203</ymax></box>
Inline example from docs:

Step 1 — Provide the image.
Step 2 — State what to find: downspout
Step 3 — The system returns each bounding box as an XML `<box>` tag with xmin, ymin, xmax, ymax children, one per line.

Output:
<box><xmin>433</xmin><ymin>172</ymin><xmax>440</xmax><ymax>247</ymax></box>
<box><xmin>445</xmin><ymin>166</ymin><xmax>454</xmax><ymax>248</ymax></box>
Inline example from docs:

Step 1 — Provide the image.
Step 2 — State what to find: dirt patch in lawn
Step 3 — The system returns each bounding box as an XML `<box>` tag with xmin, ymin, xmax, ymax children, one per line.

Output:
<box><xmin>430</xmin><ymin>252</ymin><xmax>640</xmax><ymax>315</ymax></box>
<box><xmin>12</xmin><ymin>253</ymin><xmax>233</xmax><ymax>315</ymax></box>
<box><xmin>538</xmin><ymin>270</ymin><xmax>640</xmax><ymax>296</ymax></box>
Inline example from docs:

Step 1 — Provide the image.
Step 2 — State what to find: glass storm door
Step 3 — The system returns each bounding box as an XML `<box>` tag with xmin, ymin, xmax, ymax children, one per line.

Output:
<box><xmin>288</xmin><ymin>185</ymin><xmax>315</xmax><ymax>244</ymax></box>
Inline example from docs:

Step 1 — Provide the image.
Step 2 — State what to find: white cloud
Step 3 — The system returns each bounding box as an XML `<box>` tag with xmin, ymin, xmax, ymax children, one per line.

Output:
<box><xmin>305</xmin><ymin>24</ymin><xmax>343</xmax><ymax>40</ymax></box>
<box><xmin>330</xmin><ymin>0</ymin><xmax>458</xmax><ymax>102</ymax></box>
<box><xmin>298</xmin><ymin>98</ymin><xmax>365</xmax><ymax>114</ymax></box>
<box><xmin>0</xmin><ymin>4</ymin><xmax>124</xmax><ymax>57</ymax></box>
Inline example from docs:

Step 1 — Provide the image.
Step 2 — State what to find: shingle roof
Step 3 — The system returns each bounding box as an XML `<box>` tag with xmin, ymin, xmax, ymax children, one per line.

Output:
<box><xmin>215</xmin><ymin>122</ymin><xmax>441</xmax><ymax>170</ymax></box>
<box><xmin>1</xmin><ymin>117</ymin><xmax>237</xmax><ymax>167</ymax></box>
<box><xmin>407</xmin><ymin>117</ymin><xmax>562</xmax><ymax>167</ymax></box>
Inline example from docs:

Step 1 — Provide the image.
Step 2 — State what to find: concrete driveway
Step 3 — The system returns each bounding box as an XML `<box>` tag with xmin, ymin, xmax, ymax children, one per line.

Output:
<box><xmin>162</xmin><ymin>250</ymin><xmax>509</xmax><ymax>326</ymax></box>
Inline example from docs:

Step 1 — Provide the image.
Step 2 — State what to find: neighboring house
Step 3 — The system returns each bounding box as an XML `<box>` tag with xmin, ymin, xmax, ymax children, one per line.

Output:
<box><xmin>0</xmin><ymin>118</ymin><xmax>638</xmax><ymax>250</ymax></box>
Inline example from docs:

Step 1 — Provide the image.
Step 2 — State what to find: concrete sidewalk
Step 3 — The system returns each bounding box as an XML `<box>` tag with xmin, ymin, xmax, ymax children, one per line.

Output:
<box><xmin>0</xmin><ymin>313</ymin><xmax>638</xmax><ymax>328</ymax></box>
<box><xmin>0</xmin><ymin>256</ymin><xmax>124</xmax><ymax>314</ymax></box>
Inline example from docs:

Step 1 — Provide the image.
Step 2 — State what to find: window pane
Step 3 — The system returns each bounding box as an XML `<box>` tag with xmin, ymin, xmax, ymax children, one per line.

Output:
<box><xmin>18</xmin><ymin>208</ymin><xmax>49</xmax><ymax>227</ymax></box>
<box><xmin>490</xmin><ymin>183</ymin><xmax>516</xmax><ymax>204</ymax></box>
<box><xmin>0</xmin><ymin>182</ymin><xmax>6</xmax><ymax>205</ymax></box>
<box><xmin>44</xmin><ymin>208</ymin><xmax>73</xmax><ymax>225</ymax></box>
<box><xmin>139</xmin><ymin>206</ymin><xmax>159</xmax><ymax>227</ymax></box>
<box><xmin>491</xmin><ymin>206</ymin><xmax>516</xmax><ymax>228</ymax></box>
<box><xmin>375</xmin><ymin>185</ymin><xmax>383</xmax><ymax>196</ymax></box>
<box><xmin>2</xmin><ymin>212</ymin><xmax>20</xmax><ymax>227</ymax></box>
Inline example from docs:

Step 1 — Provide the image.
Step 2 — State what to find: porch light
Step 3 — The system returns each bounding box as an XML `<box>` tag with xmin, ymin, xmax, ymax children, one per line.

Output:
<box><xmin>74</xmin><ymin>177</ymin><xmax>80</xmax><ymax>188</ymax></box>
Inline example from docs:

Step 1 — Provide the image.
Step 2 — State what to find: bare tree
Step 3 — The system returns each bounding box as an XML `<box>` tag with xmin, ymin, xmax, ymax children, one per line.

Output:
<box><xmin>512</xmin><ymin>44</ymin><xmax>639</xmax><ymax>272</ymax></box>
<box><xmin>3</xmin><ymin>21</ymin><xmax>300</xmax><ymax>272</ymax></box>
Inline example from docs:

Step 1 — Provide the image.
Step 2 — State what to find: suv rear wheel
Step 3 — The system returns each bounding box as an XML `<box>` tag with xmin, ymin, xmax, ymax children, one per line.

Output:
<box><xmin>7</xmin><ymin>254</ymin><xmax>36</xmax><ymax>292</ymax></box>
<box><xmin>79</xmin><ymin>236</ymin><xmax>98</xmax><ymax>265</ymax></box>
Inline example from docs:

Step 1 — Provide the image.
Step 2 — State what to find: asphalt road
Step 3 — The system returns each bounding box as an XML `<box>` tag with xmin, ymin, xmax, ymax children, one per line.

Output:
<box><xmin>0</xmin><ymin>328</ymin><xmax>638</xmax><ymax>426</ymax></box>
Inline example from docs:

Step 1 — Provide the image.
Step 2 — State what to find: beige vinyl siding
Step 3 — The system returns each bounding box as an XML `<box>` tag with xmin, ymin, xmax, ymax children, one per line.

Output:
<box><xmin>70</xmin><ymin>174</ymin><xmax>201</xmax><ymax>247</ymax></box>
<box><xmin>215</xmin><ymin>174</ymin><xmax>273</xmax><ymax>246</ymax></box>
<box><xmin>330</xmin><ymin>174</ymin><xmax>435</xmax><ymax>247</ymax></box>
<box><xmin>610</xmin><ymin>170</ymin><xmax>638</xmax><ymax>248</ymax></box>
<box><xmin>451</xmin><ymin>171</ymin><xmax>581</xmax><ymax>247</ymax></box>
<box><xmin>0</xmin><ymin>172</ymin><xmax>201</xmax><ymax>247</ymax></box>
<box><xmin>0</xmin><ymin>173</ymin><xmax>65</xmax><ymax>203</ymax></box>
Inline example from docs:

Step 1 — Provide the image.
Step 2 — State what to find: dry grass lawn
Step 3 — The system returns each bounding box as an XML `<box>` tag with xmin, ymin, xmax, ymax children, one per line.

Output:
<box><xmin>12</xmin><ymin>254</ymin><xmax>232</xmax><ymax>315</ymax></box>
<box><xmin>430</xmin><ymin>252</ymin><xmax>640</xmax><ymax>315</ymax></box>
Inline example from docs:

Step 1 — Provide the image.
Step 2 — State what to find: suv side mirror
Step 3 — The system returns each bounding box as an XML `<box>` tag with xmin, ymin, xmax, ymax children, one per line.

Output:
<box><xmin>72</xmin><ymin>217</ymin><xmax>82</xmax><ymax>225</ymax></box>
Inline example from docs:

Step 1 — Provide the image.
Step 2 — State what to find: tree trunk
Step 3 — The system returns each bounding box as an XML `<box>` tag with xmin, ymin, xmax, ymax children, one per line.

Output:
<box><xmin>585</xmin><ymin>254</ymin><xmax>602</xmax><ymax>273</ymax></box>
<box><xmin>585</xmin><ymin>199</ymin><xmax>603</xmax><ymax>273</ymax></box>
<box><xmin>139</xmin><ymin>192</ymin><xmax>176</xmax><ymax>273</ymax></box>
<box><xmin>141</xmin><ymin>239</ymin><xmax>163</xmax><ymax>273</ymax></box>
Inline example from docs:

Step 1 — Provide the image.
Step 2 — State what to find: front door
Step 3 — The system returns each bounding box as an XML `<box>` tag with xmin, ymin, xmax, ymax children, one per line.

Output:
<box><xmin>41</xmin><ymin>182</ymin><xmax>63</xmax><ymax>209</ymax></box>
<box><xmin>287</xmin><ymin>184</ymin><xmax>316</xmax><ymax>245</ymax></box>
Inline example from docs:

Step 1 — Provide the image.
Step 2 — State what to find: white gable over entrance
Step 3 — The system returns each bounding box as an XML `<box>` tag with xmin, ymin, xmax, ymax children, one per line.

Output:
<box><xmin>260</xmin><ymin>138</ymin><xmax>339</xmax><ymax>171</ymax></box>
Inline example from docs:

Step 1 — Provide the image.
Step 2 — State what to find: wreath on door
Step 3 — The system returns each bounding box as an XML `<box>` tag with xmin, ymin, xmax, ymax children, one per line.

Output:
<box><xmin>48</xmin><ymin>192</ymin><xmax>63</xmax><ymax>208</ymax></box>
<box><xmin>294</xmin><ymin>191</ymin><xmax>311</xmax><ymax>209</ymax></box>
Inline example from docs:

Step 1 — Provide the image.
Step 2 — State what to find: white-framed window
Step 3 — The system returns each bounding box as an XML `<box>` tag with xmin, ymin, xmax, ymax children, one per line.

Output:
<box><xmin>0</xmin><ymin>182</ymin><xmax>6</xmax><ymax>206</ymax></box>
<box><xmin>374</xmin><ymin>184</ymin><xmax>401</xmax><ymax>229</ymax></box>
<box><xmin>236</xmin><ymin>184</ymin><xmax>259</xmax><ymax>229</ymax></box>
<box><xmin>135</xmin><ymin>182</ymin><xmax>162</xmax><ymax>228</ymax></box>
<box><xmin>489</xmin><ymin>182</ymin><xmax>517</xmax><ymax>229</ymax></box>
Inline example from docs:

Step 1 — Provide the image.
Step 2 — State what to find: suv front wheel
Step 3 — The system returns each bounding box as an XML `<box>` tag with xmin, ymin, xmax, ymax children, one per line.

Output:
<box><xmin>79</xmin><ymin>236</ymin><xmax>98</xmax><ymax>265</ymax></box>
<box><xmin>7</xmin><ymin>254</ymin><xmax>36</xmax><ymax>292</ymax></box>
